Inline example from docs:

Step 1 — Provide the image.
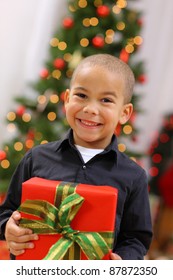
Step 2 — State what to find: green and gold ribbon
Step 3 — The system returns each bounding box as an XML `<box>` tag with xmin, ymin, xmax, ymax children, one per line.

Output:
<box><xmin>18</xmin><ymin>182</ymin><xmax>113</xmax><ymax>260</ymax></box>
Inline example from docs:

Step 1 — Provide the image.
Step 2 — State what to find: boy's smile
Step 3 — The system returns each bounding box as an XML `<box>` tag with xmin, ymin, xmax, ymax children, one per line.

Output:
<box><xmin>77</xmin><ymin>119</ymin><xmax>102</xmax><ymax>127</ymax></box>
<box><xmin>64</xmin><ymin>65</ymin><xmax>133</xmax><ymax>149</ymax></box>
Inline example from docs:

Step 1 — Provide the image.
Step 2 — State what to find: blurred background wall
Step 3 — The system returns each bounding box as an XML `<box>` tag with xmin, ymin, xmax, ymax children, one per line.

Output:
<box><xmin>0</xmin><ymin>0</ymin><xmax>66</xmax><ymax>144</ymax></box>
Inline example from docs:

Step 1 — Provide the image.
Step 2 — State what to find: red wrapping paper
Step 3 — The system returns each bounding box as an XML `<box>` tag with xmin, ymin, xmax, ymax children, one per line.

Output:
<box><xmin>17</xmin><ymin>177</ymin><xmax>118</xmax><ymax>260</ymax></box>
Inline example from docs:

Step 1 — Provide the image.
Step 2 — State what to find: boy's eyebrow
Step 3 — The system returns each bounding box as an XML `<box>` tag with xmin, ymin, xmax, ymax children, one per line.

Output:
<box><xmin>73</xmin><ymin>86</ymin><xmax>87</xmax><ymax>91</ymax></box>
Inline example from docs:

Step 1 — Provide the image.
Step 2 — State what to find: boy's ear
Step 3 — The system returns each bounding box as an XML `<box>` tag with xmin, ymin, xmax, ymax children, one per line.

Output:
<box><xmin>64</xmin><ymin>89</ymin><xmax>70</xmax><ymax>104</ymax></box>
<box><xmin>119</xmin><ymin>103</ymin><xmax>133</xmax><ymax>125</ymax></box>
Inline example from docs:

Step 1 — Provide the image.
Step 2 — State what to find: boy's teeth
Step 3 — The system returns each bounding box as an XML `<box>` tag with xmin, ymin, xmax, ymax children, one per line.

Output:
<box><xmin>81</xmin><ymin>120</ymin><xmax>98</xmax><ymax>126</ymax></box>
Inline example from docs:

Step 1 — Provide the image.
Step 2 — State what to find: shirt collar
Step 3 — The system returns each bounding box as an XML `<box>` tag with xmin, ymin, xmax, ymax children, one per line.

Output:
<box><xmin>55</xmin><ymin>128</ymin><xmax>118</xmax><ymax>160</ymax></box>
<box><xmin>54</xmin><ymin>129</ymin><xmax>74</xmax><ymax>151</ymax></box>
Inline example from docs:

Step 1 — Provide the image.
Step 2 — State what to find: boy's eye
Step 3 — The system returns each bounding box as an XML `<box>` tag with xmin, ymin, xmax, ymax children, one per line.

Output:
<box><xmin>102</xmin><ymin>98</ymin><xmax>112</xmax><ymax>103</ymax></box>
<box><xmin>75</xmin><ymin>93</ymin><xmax>87</xmax><ymax>99</ymax></box>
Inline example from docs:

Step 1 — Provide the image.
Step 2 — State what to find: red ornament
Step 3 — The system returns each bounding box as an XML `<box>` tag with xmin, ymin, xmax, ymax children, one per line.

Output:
<box><xmin>27</xmin><ymin>130</ymin><xmax>35</xmax><ymax>140</ymax></box>
<box><xmin>0</xmin><ymin>194</ymin><xmax>7</xmax><ymax>204</ymax></box>
<box><xmin>149</xmin><ymin>167</ymin><xmax>159</xmax><ymax>177</ymax></box>
<box><xmin>63</xmin><ymin>17</ymin><xmax>74</xmax><ymax>29</ymax></box>
<box><xmin>92</xmin><ymin>36</ymin><xmax>104</xmax><ymax>48</ymax></box>
<box><xmin>138</xmin><ymin>74</ymin><xmax>146</xmax><ymax>84</ymax></box>
<box><xmin>53</xmin><ymin>58</ymin><xmax>65</xmax><ymax>70</ymax></box>
<box><xmin>152</xmin><ymin>153</ymin><xmax>162</xmax><ymax>164</ymax></box>
<box><xmin>40</xmin><ymin>68</ymin><xmax>49</xmax><ymax>79</ymax></box>
<box><xmin>132</xmin><ymin>135</ymin><xmax>138</xmax><ymax>142</ymax></box>
<box><xmin>60</xmin><ymin>91</ymin><xmax>66</xmax><ymax>101</ymax></box>
<box><xmin>160</xmin><ymin>133</ymin><xmax>169</xmax><ymax>143</ymax></box>
<box><xmin>114</xmin><ymin>123</ymin><xmax>121</xmax><ymax>137</ymax></box>
<box><xmin>137</xmin><ymin>18</ymin><xmax>143</xmax><ymax>26</ymax></box>
<box><xmin>119</xmin><ymin>49</ymin><xmax>129</xmax><ymax>63</ymax></box>
<box><xmin>16</xmin><ymin>106</ymin><xmax>26</xmax><ymax>116</ymax></box>
<box><xmin>0</xmin><ymin>150</ymin><xmax>6</xmax><ymax>160</ymax></box>
<box><xmin>97</xmin><ymin>5</ymin><xmax>110</xmax><ymax>17</ymax></box>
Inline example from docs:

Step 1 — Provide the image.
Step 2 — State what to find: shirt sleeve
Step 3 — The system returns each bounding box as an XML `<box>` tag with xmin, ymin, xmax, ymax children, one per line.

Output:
<box><xmin>0</xmin><ymin>150</ymin><xmax>32</xmax><ymax>239</ymax></box>
<box><xmin>114</xmin><ymin>169</ymin><xmax>153</xmax><ymax>259</ymax></box>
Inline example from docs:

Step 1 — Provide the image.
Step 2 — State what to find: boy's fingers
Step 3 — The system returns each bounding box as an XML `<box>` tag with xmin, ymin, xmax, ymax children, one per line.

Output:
<box><xmin>18</xmin><ymin>227</ymin><xmax>33</xmax><ymax>236</ymax></box>
<box><xmin>9</xmin><ymin>241</ymin><xmax>34</xmax><ymax>256</ymax></box>
<box><xmin>8</xmin><ymin>234</ymin><xmax>39</xmax><ymax>256</ymax></box>
<box><xmin>110</xmin><ymin>251</ymin><xmax>122</xmax><ymax>260</ymax></box>
<box><xmin>10</xmin><ymin>240</ymin><xmax>35</xmax><ymax>250</ymax></box>
<box><xmin>8</xmin><ymin>233</ymin><xmax>39</xmax><ymax>243</ymax></box>
<box><xmin>11</xmin><ymin>211</ymin><xmax>35</xmax><ymax>235</ymax></box>
<box><xmin>11</xmin><ymin>211</ymin><xmax>21</xmax><ymax>221</ymax></box>
<box><xmin>7</xmin><ymin>222</ymin><xmax>33</xmax><ymax>236</ymax></box>
<box><xmin>9</xmin><ymin>248</ymin><xmax>25</xmax><ymax>256</ymax></box>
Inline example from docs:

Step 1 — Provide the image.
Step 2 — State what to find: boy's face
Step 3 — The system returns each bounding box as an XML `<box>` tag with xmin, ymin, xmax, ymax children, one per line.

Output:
<box><xmin>64</xmin><ymin>65</ymin><xmax>133</xmax><ymax>149</ymax></box>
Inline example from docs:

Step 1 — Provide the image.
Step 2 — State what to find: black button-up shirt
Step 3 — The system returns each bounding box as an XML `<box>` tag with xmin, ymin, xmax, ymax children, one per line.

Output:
<box><xmin>0</xmin><ymin>129</ymin><xmax>152</xmax><ymax>259</ymax></box>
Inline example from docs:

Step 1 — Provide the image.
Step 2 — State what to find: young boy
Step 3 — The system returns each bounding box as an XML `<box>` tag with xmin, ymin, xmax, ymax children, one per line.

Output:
<box><xmin>0</xmin><ymin>54</ymin><xmax>152</xmax><ymax>260</ymax></box>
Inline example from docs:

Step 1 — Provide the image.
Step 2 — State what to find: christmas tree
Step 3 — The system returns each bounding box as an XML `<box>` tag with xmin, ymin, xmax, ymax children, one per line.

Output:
<box><xmin>0</xmin><ymin>0</ymin><xmax>145</xmax><ymax>195</ymax></box>
<box><xmin>148</xmin><ymin>113</ymin><xmax>173</xmax><ymax>206</ymax></box>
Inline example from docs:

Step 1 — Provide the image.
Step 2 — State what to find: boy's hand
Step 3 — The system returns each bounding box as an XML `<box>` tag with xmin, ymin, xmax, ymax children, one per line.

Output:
<box><xmin>110</xmin><ymin>251</ymin><xmax>122</xmax><ymax>260</ymax></box>
<box><xmin>5</xmin><ymin>211</ymin><xmax>38</xmax><ymax>256</ymax></box>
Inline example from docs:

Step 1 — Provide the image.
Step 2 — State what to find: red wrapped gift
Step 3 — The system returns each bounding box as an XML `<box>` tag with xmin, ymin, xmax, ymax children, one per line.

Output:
<box><xmin>17</xmin><ymin>177</ymin><xmax>118</xmax><ymax>260</ymax></box>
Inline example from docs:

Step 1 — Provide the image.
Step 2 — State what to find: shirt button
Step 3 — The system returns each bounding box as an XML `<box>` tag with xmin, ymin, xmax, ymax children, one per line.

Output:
<box><xmin>82</xmin><ymin>165</ymin><xmax>86</xmax><ymax>169</ymax></box>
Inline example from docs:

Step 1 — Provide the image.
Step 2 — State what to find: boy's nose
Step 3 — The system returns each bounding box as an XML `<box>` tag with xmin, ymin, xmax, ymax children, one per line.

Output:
<box><xmin>83</xmin><ymin>103</ymin><xmax>99</xmax><ymax>115</ymax></box>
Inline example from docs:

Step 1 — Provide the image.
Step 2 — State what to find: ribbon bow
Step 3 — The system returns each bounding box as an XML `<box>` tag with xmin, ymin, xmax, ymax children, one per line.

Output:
<box><xmin>19</xmin><ymin>186</ymin><xmax>112</xmax><ymax>260</ymax></box>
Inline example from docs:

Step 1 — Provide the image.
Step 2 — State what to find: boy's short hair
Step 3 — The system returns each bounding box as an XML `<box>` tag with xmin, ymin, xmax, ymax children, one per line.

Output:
<box><xmin>70</xmin><ymin>53</ymin><xmax>135</xmax><ymax>103</ymax></box>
